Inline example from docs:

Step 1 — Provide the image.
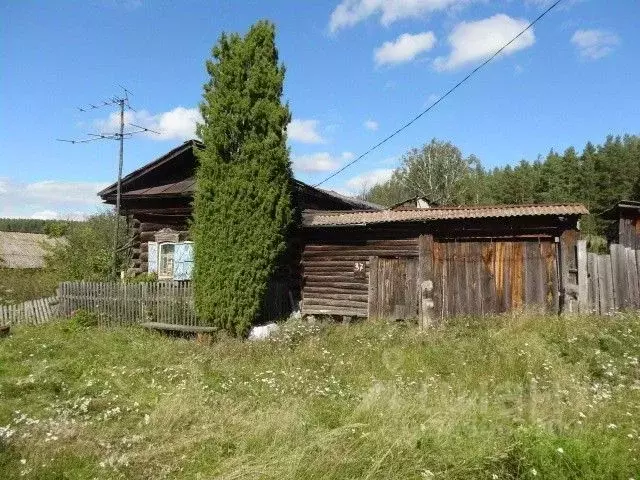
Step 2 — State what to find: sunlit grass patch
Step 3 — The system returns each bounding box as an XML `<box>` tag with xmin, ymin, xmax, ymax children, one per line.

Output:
<box><xmin>0</xmin><ymin>313</ymin><xmax>638</xmax><ymax>479</ymax></box>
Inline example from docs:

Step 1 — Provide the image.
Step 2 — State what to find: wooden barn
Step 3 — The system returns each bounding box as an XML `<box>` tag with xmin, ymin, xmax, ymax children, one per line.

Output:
<box><xmin>99</xmin><ymin>140</ymin><xmax>588</xmax><ymax>323</ymax></box>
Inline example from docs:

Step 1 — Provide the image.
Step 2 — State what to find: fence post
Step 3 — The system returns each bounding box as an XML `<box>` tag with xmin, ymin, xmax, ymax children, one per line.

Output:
<box><xmin>418</xmin><ymin>234</ymin><xmax>435</xmax><ymax>330</ymax></box>
<box><xmin>576</xmin><ymin>240</ymin><xmax>588</xmax><ymax>313</ymax></box>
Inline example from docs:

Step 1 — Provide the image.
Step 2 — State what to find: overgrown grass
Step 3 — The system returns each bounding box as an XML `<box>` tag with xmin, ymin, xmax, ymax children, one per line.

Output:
<box><xmin>0</xmin><ymin>268</ymin><xmax>57</xmax><ymax>305</ymax></box>
<box><xmin>1</xmin><ymin>314</ymin><xmax>638</xmax><ymax>479</ymax></box>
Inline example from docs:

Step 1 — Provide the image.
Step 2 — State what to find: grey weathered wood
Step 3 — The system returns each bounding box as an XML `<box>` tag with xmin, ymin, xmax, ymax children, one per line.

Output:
<box><xmin>587</xmin><ymin>253</ymin><xmax>599</xmax><ymax>314</ymax></box>
<box><xmin>576</xmin><ymin>240</ymin><xmax>588</xmax><ymax>313</ymax></box>
<box><xmin>367</xmin><ymin>256</ymin><xmax>379</xmax><ymax>319</ymax></box>
<box><xmin>597</xmin><ymin>255</ymin><xmax>613</xmax><ymax>315</ymax></box>
<box><xmin>141</xmin><ymin>322</ymin><xmax>216</xmax><ymax>333</ymax></box>
<box><xmin>417</xmin><ymin>234</ymin><xmax>434</xmax><ymax>329</ymax></box>
<box><xmin>627</xmin><ymin>248</ymin><xmax>640</xmax><ymax>308</ymax></box>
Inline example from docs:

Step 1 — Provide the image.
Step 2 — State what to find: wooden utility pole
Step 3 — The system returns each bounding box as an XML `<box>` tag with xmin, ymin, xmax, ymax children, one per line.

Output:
<box><xmin>57</xmin><ymin>87</ymin><xmax>159</xmax><ymax>279</ymax></box>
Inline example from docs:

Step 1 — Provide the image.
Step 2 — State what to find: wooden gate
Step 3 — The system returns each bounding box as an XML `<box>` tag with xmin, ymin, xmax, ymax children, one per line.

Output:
<box><xmin>431</xmin><ymin>240</ymin><xmax>558</xmax><ymax>318</ymax></box>
<box><xmin>368</xmin><ymin>256</ymin><xmax>418</xmax><ymax>320</ymax></box>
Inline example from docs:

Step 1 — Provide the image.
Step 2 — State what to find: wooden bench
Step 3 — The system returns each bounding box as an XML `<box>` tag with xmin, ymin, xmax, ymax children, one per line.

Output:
<box><xmin>141</xmin><ymin>322</ymin><xmax>217</xmax><ymax>334</ymax></box>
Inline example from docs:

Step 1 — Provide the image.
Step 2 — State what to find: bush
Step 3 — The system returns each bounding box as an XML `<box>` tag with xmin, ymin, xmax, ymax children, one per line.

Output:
<box><xmin>65</xmin><ymin>309</ymin><xmax>99</xmax><ymax>331</ymax></box>
<box><xmin>44</xmin><ymin>211</ymin><xmax>128</xmax><ymax>282</ymax></box>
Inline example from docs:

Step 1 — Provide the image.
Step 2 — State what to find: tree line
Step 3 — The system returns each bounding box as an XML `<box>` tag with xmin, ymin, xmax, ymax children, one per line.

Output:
<box><xmin>0</xmin><ymin>218</ymin><xmax>74</xmax><ymax>236</ymax></box>
<box><xmin>364</xmin><ymin>134</ymin><xmax>640</xmax><ymax>237</ymax></box>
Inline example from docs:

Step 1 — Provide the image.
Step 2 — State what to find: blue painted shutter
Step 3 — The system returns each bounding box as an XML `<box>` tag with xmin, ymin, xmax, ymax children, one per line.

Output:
<box><xmin>147</xmin><ymin>241</ymin><xmax>158</xmax><ymax>273</ymax></box>
<box><xmin>173</xmin><ymin>242</ymin><xmax>194</xmax><ymax>281</ymax></box>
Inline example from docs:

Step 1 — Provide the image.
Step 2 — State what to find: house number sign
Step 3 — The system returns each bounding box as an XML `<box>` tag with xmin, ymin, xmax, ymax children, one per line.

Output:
<box><xmin>353</xmin><ymin>261</ymin><xmax>365</xmax><ymax>278</ymax></box>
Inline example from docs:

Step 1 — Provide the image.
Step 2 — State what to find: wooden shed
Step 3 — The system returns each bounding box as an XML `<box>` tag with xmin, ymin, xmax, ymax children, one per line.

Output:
<box><xmin>300</xmin><ymin>204</ymin><xmax>587</xmax><ymax>323</ymax></box>
<box><xmin>602</xmin><ymin>200</ymin><xmax>640</xmax><ymax>249</ymax></box>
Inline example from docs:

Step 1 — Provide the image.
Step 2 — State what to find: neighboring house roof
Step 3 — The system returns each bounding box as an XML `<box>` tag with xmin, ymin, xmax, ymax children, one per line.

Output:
<box><xmin>601</xmin><ymin>200</ymin><xmax>640</xmax><ymax>219</ymax></box>
<box><xmin>98</xmin><ymin>139</ymin><xmax>383</xmax><ymax>211</ymax></box>
<box><xmin>303</xmin><ymin>203</ymin><xmax>589</xmax><ymax>227</ymax></box>
<box><xmin>0</xmin><ymin>232</ymin><xmax>64</xmax><ymax>269</ymax></box>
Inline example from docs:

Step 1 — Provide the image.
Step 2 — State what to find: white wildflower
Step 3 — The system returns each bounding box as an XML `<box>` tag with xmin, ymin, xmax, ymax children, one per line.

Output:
<box><xmin>557</xmin><ymin>447</ymin><xmax>564</xmax><ymax>454</ymax></box>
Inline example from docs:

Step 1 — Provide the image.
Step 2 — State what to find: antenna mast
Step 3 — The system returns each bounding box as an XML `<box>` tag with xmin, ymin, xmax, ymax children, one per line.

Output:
<box><xmin>58</xmin><ymin>87</ymin><xmax>159</xmax><ymax>279</ymax></box>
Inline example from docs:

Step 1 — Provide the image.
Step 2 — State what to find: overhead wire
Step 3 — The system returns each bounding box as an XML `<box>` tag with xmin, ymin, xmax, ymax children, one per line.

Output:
<box><xmin>313</xmin><ymin>0</ymin><xmax>564</xmax><ymax>187</ymax></box>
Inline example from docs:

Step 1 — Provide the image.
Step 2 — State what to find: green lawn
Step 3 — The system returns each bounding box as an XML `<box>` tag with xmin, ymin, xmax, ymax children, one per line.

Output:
<box><xmin>0</xmin><ymin>314</ymin><xmax>639</xmax><ymax>479</ymax></box>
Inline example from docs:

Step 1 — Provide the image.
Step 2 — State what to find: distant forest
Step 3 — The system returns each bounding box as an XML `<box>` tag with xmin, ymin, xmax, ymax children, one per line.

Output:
<box><xmin>0</xmin><ymin>218</ymin><xmax>73</xmax><ymax>236</ymax></box>
<box><xmin>363</xmin><ymin>134</ymin><xmax>640</xmax><ymax>237</ymax></box>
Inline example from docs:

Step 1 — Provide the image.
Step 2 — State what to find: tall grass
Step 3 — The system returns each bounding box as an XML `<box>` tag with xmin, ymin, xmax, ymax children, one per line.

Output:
<box><xmin>0</xmin><ymin>313</ymin><xmax>638</xmax><ymax>479</ymax></box>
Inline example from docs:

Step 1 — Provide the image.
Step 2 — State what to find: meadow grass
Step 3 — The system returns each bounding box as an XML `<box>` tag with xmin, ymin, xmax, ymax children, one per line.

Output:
<box><xmin>0</xmin><ymin>313</ymin><xmax>638</xmax><ymax>479</ymax></box>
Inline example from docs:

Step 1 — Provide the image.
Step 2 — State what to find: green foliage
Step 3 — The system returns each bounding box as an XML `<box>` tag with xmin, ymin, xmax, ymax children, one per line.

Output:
<box><xmin>64</xmin><ymin>309</ymin><xmax>99</xmax><ymax>331</ymax></box>
<box><xmin>0</xmin><ymin>313</ymin><xmax>638</xmax><ymax>478</ymax></box>
<box><xmin>123</xmin><ymin>272</ymin><xmax>158</xmax><ymax>283</ymax></box>
<box><xmin>366</xmin><ymin>139</ymin><xmax>480</xmax><ymax>206</ymax></box>
<box><xmin>0</xmin><ymin>218</ymin><xmax>73</xmax><ymax>236</ymax></box>
<box><xmin>0</xmin><ymin>269</ymin><xmax>57</xmax><ymax>305</ymax></box>
<box><xmin>364</xmin><ymin>134</ymin><xmax>640</xmax><ymax>239</ymax></box>
<box><xmin>44</xmin><ymin>211</ymin><xmax>128</xmax><ymax>282</ymax></box>
<box><xmin>194</xmin><ymin>21</ymin><xmax>294</xmax><ymax>336</ymax></box>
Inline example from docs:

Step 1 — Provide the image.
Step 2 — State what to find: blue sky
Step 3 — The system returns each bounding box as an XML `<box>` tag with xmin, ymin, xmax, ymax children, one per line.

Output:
<box><xmin>1</xmin><ymin>0</ymin><xmax>638</xmax><ymax>219</ymax></box>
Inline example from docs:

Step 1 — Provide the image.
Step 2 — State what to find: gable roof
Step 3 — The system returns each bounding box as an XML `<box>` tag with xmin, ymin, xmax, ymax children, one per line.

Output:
<box><xmin>98</xmin><ymin>139</ymin><xmax>383</xmax><ymax>211</ymax></box>
<box><xmin>97</xmin><ymin>139</ymin><xmax>201</xmax><ymax>198</ymax></box>
<box><xmin>303</xmin><ymin>203</ymin><xmax>588</xmax><ymax>227</ymax></box>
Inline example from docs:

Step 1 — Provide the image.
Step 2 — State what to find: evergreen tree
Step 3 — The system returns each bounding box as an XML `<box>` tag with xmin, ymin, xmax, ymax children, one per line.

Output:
<box><xmin>193</xmin><ymin>21</ymin><xmax>294</xmax><ymax>336</ymax></box>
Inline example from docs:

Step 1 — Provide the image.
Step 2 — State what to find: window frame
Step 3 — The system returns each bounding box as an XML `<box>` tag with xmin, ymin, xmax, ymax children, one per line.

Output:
<box><xmin>157</xmin><ymin>242</ymin><xmax>176</xmax><ymax>280</ymax></box>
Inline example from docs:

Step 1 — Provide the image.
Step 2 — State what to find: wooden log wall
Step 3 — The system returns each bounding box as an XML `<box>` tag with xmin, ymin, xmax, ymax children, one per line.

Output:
<box><xmin>301</xmin><ymin>233</ymin><xmax>419</xmax><ymax>317</ymax></box>
<box><xmin>301</xmin><ymin>225</ymin><xmax>565</xmax><ymax>320</ymax></box>
<box><xmin>129</xmin><ymin>220</ymin><xmax>189</xmax><ymax>274</ymax></box>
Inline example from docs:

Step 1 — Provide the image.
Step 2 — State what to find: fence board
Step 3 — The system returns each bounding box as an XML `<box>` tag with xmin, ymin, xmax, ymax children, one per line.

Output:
<box><xmin>56</xmin><ymin>281</ymin><xmax>209</xmax><ymax>327</ymax></box>
<box><xmin>0</xmin><ymin>297</ymin><xmax>58</xmax><ymax>326</ymax></box>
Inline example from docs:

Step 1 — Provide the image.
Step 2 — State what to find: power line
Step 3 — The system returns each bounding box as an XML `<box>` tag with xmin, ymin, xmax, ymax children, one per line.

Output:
<box><xmin>313</xmin><ymin>0</ymin><xmax>564</xmax><ymax>187</ymax></box>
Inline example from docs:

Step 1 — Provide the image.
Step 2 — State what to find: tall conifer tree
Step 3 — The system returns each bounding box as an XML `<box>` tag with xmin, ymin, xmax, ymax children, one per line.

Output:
<box><xmin>193</xmin><ymin>21</ymin><xmax>293</xmax><ymax>335</ymax></box>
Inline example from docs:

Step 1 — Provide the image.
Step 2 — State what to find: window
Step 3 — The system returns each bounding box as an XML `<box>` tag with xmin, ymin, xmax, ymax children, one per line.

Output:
<box><xmin>158</xmin><ymin>243</ymin><xmax>175</xmax><ymax>279</ymax></box>
<box><xmin>148</xmin><ymin>241</ymin><xmax>194</xmax><ymax>281</ymax></box>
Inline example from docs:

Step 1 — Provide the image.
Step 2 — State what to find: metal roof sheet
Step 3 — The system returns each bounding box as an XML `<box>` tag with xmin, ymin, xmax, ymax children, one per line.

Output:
<box><xmin>303</xmin><ymin>203</ymin><xmax>589</xmax><ymax>227</ymax></box>
<box><xmin>0</xmin><ymin>232</ymin><xmax>65</xmax><ymax>269</ymax></box>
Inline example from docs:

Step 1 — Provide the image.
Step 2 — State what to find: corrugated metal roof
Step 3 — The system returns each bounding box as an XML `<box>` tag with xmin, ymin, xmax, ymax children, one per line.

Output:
<box><xmin>0</xmin><ymin>232</ymin><xmax>65</xmax><ymax>269</ymax></box>
<box><xmin>303</xmin><ymin>203</ymin><xmax>589</xmax><ymax>227</ymax></box>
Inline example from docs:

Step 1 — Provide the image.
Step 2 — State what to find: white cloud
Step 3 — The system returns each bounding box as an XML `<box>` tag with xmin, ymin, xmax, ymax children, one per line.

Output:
<box><xmin>364</xmin><ymin>119</ymin><xmax>379</xmax><ymax>131</ymax></box>
<box><xmin>96</xmin><ymin>106</ymin><xmax>202</xmax><ymax>142</ymax></box>
<box><xmin>288</xmin><ymin>119</ymin><xmax>325</xmax><ymax>144</ymax></box>
<box><xmin>0</xmin><ymin>178</ymin><xmax>107</xmax><ymax>219</ymax></box>
<box><xmin>292</xmin><ymin>151</ymin><xmax>354</xmax><ymax>173</ymax></box>
<box><xmin>374</xmin><ymin>32</ymin><xmax>436</xmax><ymax>66</ymax></box>
<box><xmin>571</xmin><ymin>29</ymin><xmax>620</xmax><ymax>60</ymax></box>
<box><xmin>31</xmin><ymin>210</ymin><xmax>61</xmax><ymax>220</ymax></box>
<box><xmin>329</xmin><ymin>0</ymin><xmax>473</xmax><ymax>33</ymax></box>
<box><xmin>425</xmin><ymin>93</ymin><xmax>441</xmax><ymax>106</ymax></box>
<box><xmin>346</xmin><ymin>168</ymin><xmax>395</xmax><ymax>191</ymax></box>
<box><xmin>434</xmin><ymin>14</ymin><xmax>535</xmax><ymax>71</ymax></box>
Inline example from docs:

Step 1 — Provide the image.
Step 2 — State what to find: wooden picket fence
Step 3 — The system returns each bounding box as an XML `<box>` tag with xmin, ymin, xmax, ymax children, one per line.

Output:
<box><xmin>0</xmin><ymin>296</ymin><xmax>58</xmax><ymax>326</ymax></box>
<box><xmin>58</xmin><ymin>281</ymin><xmax>200</xmax><ymax>327</ymax></box>
<box><xmin>577</xmin><ymin>241</ymin><xmax>640</xmax><ymax>315</ymax></box>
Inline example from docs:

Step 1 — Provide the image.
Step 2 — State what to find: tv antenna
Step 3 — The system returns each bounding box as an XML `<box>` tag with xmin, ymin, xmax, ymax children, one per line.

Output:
<box><xmin>57</xmin><ymin>87</ymin><xmax>160</xmax><ymax>278</ymax></box>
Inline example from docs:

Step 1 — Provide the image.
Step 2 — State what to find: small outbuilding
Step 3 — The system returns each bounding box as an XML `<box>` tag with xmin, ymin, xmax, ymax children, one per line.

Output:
<box><xmin>602</xmin><ymin>200</ymin><xmax>640</xmax><ymax>249</ymax></box>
